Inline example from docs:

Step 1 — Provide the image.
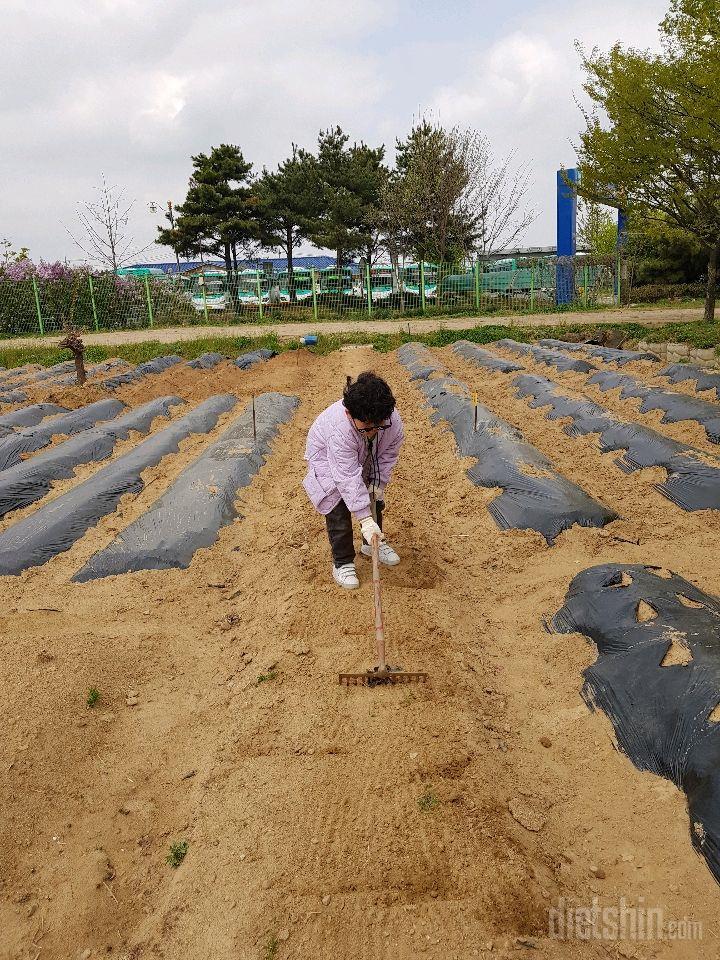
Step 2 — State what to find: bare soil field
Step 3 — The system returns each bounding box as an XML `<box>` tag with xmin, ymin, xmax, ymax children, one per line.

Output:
<box><xmin>1</xmin><ymin>345</ymin><xmax>718</xmax><ymax>960</ymax></box>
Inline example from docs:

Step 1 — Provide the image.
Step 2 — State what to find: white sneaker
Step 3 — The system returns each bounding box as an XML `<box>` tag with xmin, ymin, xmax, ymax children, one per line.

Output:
<box><xmin>361</xmin><ymin>541</ymin><xmax>401</xmax><ymax>566</ymax></box>
<box><xmin>333</xmin><ymin>562</ymin><xmax>360</xmax><ymax>589</ymax></box>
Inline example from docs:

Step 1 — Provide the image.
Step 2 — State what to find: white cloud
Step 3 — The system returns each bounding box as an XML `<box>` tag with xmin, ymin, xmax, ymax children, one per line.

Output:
<box><xmin>0</xmin><ymin>0</ymin><xmax>668</xmax><ymax>262</ymax></box>
<box><xmin>423</xmin><ymin>0</ymin><xmax>667</xmax><ymax>245</ymax></box>
<box><xmin>432</xmin><ymin>34</ymin><xmax>562</xmax><ymax>121</ymax></box>
<box><xmin>137</xmin><ymin>74</ymin><xmax>188</xmax><ymax>125</ymax></box>
<box><xmin>0</xmin><ymin>0</ymin><xmax>397</xmax><ymax>261</ymax></box>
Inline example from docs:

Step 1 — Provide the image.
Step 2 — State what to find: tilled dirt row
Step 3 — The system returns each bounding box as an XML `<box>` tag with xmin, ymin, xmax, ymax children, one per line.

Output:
<box><xmin>490</xmin><ymin>345</ymin><xmax>720</xmax><ymax>456</ymax></box>
<box><xmin>442</xmin><ymin>346</ymin><xmax>720</xmax><ymax>562</ymax></box>
<box><xmin>541</xmin><ymin>353</ymin><xmax>720</xmax><ymax>404</ymax></box>
<box><xmin>0</xmin><ymin>348</ymin><xmax>718</xmax><ymax>960</ymax></box>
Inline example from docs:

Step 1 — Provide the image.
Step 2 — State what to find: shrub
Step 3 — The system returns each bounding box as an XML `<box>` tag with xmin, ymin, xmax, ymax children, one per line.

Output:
<box><xmin>622</xmin><ymin>283</ymin><xmax>705</xmax><ymax>304</ymax></box>
<box><xmin>0</xmin><ymin>263</ymin><xmax>195</xmax><ymax>337</ymax></box>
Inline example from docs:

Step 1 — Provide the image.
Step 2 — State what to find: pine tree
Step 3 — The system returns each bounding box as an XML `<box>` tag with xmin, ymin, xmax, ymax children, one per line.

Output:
<box><xmin>158</xmin><ymin>144</ymin><xmax>258</xmax><ymax>297</ymax></box>
<box><xmin>309</xmin><ymin>127</ymin><xmax>386</xmax><ymax>267</ymax></box>
<box><xmin>255</xmin><ymin>147</ymin><xmax>321</xmax><ymax>300</ymax></box>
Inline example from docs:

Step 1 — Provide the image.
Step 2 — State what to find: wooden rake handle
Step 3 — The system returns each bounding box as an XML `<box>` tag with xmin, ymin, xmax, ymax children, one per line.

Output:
<box><xmin>370</xmin><ymin>493</ymin><xmax>386</xmax><ymax>672</ymax></box>
<box><xmin>371</xmin><ymin>533</ymin><xmax>386</xmax><ymax>673</ymax></box>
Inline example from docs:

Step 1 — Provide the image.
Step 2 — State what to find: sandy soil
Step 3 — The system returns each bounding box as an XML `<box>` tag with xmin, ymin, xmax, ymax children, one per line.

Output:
<box><xmin>579</xmin><ymin>356</ymin><xmax>720</xmax><ymax>404</ymax></box>
<box><xmin>490</xmin><ymin>346</ymin><xmax>720</xmax><ymax>457</ymax></box>
<box><xmin>0</xmin><ymin>305</ymin><xmax>704</xmax><ymax>350</ymax></box>
<box><xmin>0</xmin><ymin>347</ymin><xmax>719</xmax><ymax>960</ymax></box>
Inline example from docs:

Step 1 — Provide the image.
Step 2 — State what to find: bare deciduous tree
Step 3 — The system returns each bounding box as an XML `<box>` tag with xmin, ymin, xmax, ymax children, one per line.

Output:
<box><xmin>378</xmin><ymin>122</ymin><xmax>537</xmax><ymax>266</ymax></box>
<box><xmin>454</xmin><ymin>130</ymin><xmax>537</xmax><ymax>256</ymax></box>
<box><xmin>65</xmin><ymin>176</ymin><xmax>150</xmax><ymax>270</ymax></box>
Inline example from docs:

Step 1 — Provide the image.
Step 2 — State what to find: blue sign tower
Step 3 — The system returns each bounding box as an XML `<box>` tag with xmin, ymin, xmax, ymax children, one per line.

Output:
<box><xmin>556</xmin><ymin>167</ymin><xmax>578</xmax><ymax>305</ymax></box>
<box><xmin>556</xmin><ymin>167</ymin><xmax>626</xmax><ymax>307</ymax></box>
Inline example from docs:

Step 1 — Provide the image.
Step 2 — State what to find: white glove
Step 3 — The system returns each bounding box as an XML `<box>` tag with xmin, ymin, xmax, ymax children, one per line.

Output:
<box><xmin>360</xmin><ymin>516</ymin><xmax>385</xmax><ymax>543</ymax></box>
<box><xmin>368</xmin><ymin>482</ymin><xmax>386</xmax><ymax>501</ymax></box>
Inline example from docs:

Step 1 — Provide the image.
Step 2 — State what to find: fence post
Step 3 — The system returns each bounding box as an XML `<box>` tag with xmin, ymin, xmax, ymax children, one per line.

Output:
<box><xmin>616</xmin><ymin>252</ymin><xmax>621</xmax><ymax>306</ymax></box>
<box><xmin>256</xmin><ymin>272</ymin><xmax>264</xmax><ymax>321</ymax></box>
<box><xmin>365</xmin><ymin>262</ymin><xmax>373</xmax><ymax>317</ymax></box>
<box><xmin>530</xmin><ymin>264</ymin><xmax>535</xmax><ymax>311</ymax></box>
<box><xmin>201</xmin><ymin>278</ymin><xmax>209</xmax><ymax>323</ymax></box>
<box><xmin>583</xmin><ymin>264</ymin><xmax>589</xmax><ymax>309</ymax></box>
<box><xmin>474</xmin><ymin>258</ymin><xmax>480</xmax><ymax>312</ymax></box>
<box><xmin>420</xmin><ymin>262</ymin><xmax>426</xmax><ymax>313</ymax></box>
<box><xmin>32</xmin><ymin>277</ymin><xmax>45</xmax><ymax>335</ymax></box>
<box><xmin>311</xmin><ymin>268</ymin><xmax>318</xmax><ymax>322</ymax></box>
<box><xmin>144</xmin><ymin>275</ymin><xmax>154</xmax><ymax>327</ymax></box>
<box><xmin>88</xmin><ymin>274</ymin><xmax>99</xmax><ymax>331</ymax></box>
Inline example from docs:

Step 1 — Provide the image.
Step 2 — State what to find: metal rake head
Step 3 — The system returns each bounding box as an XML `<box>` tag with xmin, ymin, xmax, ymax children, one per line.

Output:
<box><xmin>339</xmin><ymin>666</ymin><xmax>428</xmax><ymax>686</ymax></box>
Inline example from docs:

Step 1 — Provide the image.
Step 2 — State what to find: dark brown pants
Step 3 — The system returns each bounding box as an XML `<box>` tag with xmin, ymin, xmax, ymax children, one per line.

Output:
<box><xmin>325</xmin><ymin>499</ymin><xmax>384</xmax><ymax>568</ymax></box>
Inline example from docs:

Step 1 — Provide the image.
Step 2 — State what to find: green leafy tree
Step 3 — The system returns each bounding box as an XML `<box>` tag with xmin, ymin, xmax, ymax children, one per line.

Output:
<box><xmin>0</xmin><ymin>239</ymin><xmax>29</xmax><ymax>267</ymax></box>
<box><xmin>577</xmin><ymin>201</ymin><xmax>618</xmax><ymax>256</ymax></box>
<box><xmin>309</xmin><ymin>127</ymin><xmax>386</xmax><ymax>267</ymax></box>
<box><xmin>575</xmin><ymin>0</ymin><xmax>720</xmax><ymax>320</ymax></box>
<box><xmin>255</xmin><ymin>147</ymin><xmax>321</xmax><ymax>300</ymax></box>
<box><xmin>629</xmin><ymin>216</ymin><xmax>708</xmax><ymax>286</ymax></box>
<box><xmin>158</xmin><ymin>144</ymin><xmax>258</xmax><ymax>296</ymax></box>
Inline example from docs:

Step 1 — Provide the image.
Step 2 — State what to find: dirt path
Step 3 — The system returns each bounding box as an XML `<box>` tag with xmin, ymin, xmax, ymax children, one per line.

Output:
<box><xmin>0</xmin><ymin>349</ymin><xmax>718</xmax><ymax>959</ymax></box>
<box><xmin>0</xmin><ymin>306</ymin><xmax>704</xmax><ymax>351</ymax></box>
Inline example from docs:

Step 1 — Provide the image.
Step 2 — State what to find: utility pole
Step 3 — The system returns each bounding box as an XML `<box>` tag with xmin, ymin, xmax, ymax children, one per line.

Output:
<box><xmin>149</xmin><ymin>199</ymin><xmax>182</xmax><ymax>272</ymax></box>
<box><xmin>167</xmin><ymin>200</ymin><xmax>181</xmax><ymax>272</ymax></box>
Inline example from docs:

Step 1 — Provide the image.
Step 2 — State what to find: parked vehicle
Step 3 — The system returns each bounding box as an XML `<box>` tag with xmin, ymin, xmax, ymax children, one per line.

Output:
<box><xmin>401</xmin><ymin>263</ymin><xmax>438</xmax><ymax>299</ymax></box>
<box><xmin>369</xmin><ymin>265</ymin><xmax>394</xmax><ymax>300</ymax></box>
<box><xmin>437</xmin><ymin>259</ymin><xmax>555</xmax><ymax>299</ymax></box>
<box><xmin>115</xmin><ymin>266</ymin><xmax>166</xmax><ymax>279</ymax></box>
<box><xmin>278</xmin><ymin>268</ymin><xmax>313</xmax><ymax>302</ymax></box>
<box><xmin>237</xmin><ymin>269</ymin><xmax>271</xmax><ymax>306</ymax></box>
<box><xmin>190</xmin><ymin>270</ymin><xmax>229</xmax><ymax>311</ymax></box>
<box><xmin>318</xmin><ymin>267</ymin><xmax>354</xmax><ymax>298</ymax></box>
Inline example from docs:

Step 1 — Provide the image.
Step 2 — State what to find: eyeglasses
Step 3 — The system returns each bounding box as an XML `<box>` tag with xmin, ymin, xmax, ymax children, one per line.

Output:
<box><xmin>354</xmin><ymin>422</ymin><xmax>391</xmax><ymax>434</ymax></box>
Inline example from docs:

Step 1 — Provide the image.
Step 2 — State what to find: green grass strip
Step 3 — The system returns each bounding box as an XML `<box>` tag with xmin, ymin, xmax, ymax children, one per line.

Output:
<box><xmin>0</xmin><ymin>321</ymin><xmax>717</xmax><ymax>370</ymax></box>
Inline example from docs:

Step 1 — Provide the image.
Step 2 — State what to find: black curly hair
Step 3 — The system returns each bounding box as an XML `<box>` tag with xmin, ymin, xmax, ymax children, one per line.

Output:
<box><xmin>342</xmin><ymin>371</ymin><xmax>396</xmax><ymax>424</ymax></box>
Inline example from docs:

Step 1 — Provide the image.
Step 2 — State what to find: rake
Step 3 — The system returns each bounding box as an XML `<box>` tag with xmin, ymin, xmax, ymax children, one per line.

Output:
<box><xmin>339</xmin><ymin>497</ymin><xmax>428</xmax><ymax>686</ymax></box>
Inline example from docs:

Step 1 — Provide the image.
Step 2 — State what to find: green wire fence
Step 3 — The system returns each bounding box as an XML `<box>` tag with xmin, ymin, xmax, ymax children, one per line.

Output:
<box><xmin>0</xmin><ymin>256</ymin><xmax>624</xmax><ymax>338</ymax></box>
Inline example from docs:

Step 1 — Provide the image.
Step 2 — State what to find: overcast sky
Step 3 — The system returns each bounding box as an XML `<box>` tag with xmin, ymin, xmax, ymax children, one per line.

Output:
<box><xmin>1</xmin><ymin>0</ymin><xmax>668</xmax><ymax>265</ymax></box>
